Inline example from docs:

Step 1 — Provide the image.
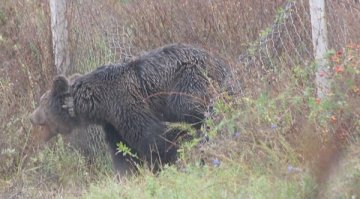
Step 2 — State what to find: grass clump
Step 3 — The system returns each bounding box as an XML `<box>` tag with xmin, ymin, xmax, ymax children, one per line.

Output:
<box><xmin>30</xmin><ymin>136</ymin><xmax>89</xmax><ymax>187</ymax></box>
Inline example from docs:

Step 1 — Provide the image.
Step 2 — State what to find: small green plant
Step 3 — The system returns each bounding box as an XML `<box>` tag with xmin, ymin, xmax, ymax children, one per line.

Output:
<box><xmin>116</xmin><ymin>141</ymin><xmax>138</xmax><ymax>159</ymax></box>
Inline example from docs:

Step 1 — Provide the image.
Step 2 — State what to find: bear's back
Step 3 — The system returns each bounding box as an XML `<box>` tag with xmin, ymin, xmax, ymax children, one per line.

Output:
<box><xmin>76</xmin><ymin>43</ymin><xmax>231</xmax><ymax>98</ymax></box>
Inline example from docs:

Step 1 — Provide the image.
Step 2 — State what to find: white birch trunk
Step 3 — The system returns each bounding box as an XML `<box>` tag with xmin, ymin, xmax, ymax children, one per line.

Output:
<box><xmin>309</xmin><ymin>0</ymin><xmax>329</xmax><ymax>99</ymax></box>
<box><xmin>50</xmin><ymin>0</ymin><xmax>70</xmax><ymax>75</ymax></box>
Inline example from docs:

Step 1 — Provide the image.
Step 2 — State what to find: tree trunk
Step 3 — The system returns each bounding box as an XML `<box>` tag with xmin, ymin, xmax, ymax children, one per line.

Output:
<box><xmin>50</xmin><ymin>0</ymin><xmax>70</xmax><ymax>75</ymax></box>
<box><xmin>309</xmin><ymin>0</ymin><xmax>329</xmax><ymax>99</ymax></box>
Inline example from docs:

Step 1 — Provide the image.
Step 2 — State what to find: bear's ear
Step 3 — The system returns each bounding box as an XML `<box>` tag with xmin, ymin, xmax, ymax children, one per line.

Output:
<box><xmin>52</xmin><ymin>76</ymin><xmax>69</xmax><ymax>95</ymax></box>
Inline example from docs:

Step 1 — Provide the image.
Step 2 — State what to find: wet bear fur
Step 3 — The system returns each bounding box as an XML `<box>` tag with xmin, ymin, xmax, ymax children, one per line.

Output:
<box><xmin>30</xmin><ymin>43</ymin><xmax>232</xmax><ymax>175</ymax></box>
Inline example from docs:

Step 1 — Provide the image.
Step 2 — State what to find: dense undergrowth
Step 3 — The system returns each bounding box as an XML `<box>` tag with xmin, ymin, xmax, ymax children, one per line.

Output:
<box><xmin>0</xmin><ymin>0</ymin><xmax>359</xmax><ymax>198</ymax></box>
<box><xmin>80</xmin><ymin>44</ymin><xmax>360</xmax><ymax>199</ymax></box>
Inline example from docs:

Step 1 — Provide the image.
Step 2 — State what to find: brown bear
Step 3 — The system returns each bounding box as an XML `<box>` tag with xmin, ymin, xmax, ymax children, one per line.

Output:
<box><xmin>30</xmin><ymin>43</ymin><xmax>232</xmax><ymax>175</ymax></box>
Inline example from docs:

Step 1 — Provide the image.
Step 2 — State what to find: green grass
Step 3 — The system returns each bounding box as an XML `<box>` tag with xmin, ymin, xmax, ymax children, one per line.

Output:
<box><xmin>83</xmin><ymin>163</ymin><xmax>316</xmax><ymax>199</ymax></box>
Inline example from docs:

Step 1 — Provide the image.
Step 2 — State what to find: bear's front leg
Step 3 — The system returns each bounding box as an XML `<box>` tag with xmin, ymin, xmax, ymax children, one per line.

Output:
<box><xmin>112</xmin><ymin>108</ymin><xmax>179</xmax><ymax>172</ymax></box>
<box><xmin>103</xmin><ymin>123</ymin><xmax>137</xmax><ymax>178</ymax></box>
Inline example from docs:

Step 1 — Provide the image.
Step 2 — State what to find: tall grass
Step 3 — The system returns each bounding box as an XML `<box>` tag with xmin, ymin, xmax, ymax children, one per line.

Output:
<box><xmin>0</xmin><ymin>0</ymin><xmax>359</xmax><ymax>198</ymax></box>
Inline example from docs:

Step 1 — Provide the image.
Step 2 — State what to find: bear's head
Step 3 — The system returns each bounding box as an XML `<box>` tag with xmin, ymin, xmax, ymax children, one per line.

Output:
<box><xmin>30</xmin><ymin>75</ymin><xmax>80</xmax><ymax>140</ymax></box>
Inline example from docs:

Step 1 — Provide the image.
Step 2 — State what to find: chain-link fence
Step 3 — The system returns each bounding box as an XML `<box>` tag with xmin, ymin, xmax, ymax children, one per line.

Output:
<box><xmin>64</xmin><ymin>0</ymin><xmax>360</xmax><ymax>90</ymax></box>
<box><xmin>54</xmin><ymin>0</ymin><xmax>360</xmax><ymax>158</ymax></box>
<box><xmin>2</xmin><ymin>0</ymin><xmax>360</xmax><ymax>157</ymax></box>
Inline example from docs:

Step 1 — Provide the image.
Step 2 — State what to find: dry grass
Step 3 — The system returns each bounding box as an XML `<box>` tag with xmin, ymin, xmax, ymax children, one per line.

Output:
<box><xmin>0</xmin><ymin>0</ymin><xmax>359</xmax><ymax>198</ymax></box>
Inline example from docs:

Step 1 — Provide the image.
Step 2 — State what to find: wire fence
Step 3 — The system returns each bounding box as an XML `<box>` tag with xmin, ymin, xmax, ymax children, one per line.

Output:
<box><xmin>238</xmin><ymin>0</ymin><xmax>360</xmax><ymax>85</ymax></box>
<box><xmin>1</xmin><ymin>0</ymin><xmax>359</xmax><ymax>169</ymax></box>
<box><xmin>65</xmin><ymin>0</ymin><xmax>287</xmax><ymax>73</ymax></box>
<box><xmin>57</xmin><ymin>0</ymin><xmax>360</xmax><ymax>154</ymax></box>
<box><xmin>64</xmin><ymin>0</ymin><xmax>360</xmax><ymax>90</ymax></box>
